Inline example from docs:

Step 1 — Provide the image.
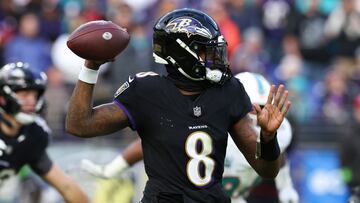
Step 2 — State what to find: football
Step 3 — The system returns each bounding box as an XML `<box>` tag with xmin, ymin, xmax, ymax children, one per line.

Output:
<box><xmin>67</xmin><ymin>20</ymin><xmax>130</xmax><ymax>60</ymax></box>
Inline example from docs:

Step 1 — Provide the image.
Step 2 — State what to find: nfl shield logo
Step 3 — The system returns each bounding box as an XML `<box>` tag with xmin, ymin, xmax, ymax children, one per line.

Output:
<box><xmin>193</xmin><ymin>106</ymin><xmax>202</xmax><ymax>117</ymax></box>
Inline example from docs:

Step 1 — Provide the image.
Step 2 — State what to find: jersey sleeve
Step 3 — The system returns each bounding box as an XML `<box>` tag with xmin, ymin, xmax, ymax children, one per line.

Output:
<box><xmin>28</xmin><ymin>118</ymin><xmax>53</xmax><ymax>175</ymax></box>
<box><xmin>113</xmin><ymin>73</ymin><xmax>159</xmax><ymax>130</ymax></box>
<box><xmin>229</xmin><ymin>78</ymin><xmax>253</xmax><ymax>125</ymax></box>
<box><xmin>113</xmin><ymin>75</ymin><xmax>139</xmax><ymax>130</ymax></box>
<box><xmin>29</xmin><ymin>152</ymin><xmax>53</xmax><ymax>175</ymax></box>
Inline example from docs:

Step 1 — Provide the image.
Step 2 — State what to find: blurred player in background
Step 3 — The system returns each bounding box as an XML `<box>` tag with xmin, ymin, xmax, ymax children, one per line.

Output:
<box><xmin>67</xmin><ymin>8</ymin><xmax>291</xmax><ymax>203</ymax></box>
<box><xmin>81</xmin><ymin>72</ymin><xmax>298</xmax><ymax>203</ymax></box>
<box><xmin>0</xmin><ymin>62</ymin><xmax>89</xmax><ymax>203</ymax></box>
<box><xmin>223</xmin><ymin>72</ymin><xmax>298</xmax><ymax>203</ymax></box>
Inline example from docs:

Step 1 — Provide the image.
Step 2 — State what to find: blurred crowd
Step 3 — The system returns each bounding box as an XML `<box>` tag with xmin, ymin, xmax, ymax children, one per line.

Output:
<box><xmin>1</xmin><ymin>0</ymin><xmax>360</xmax><ymax>132</ymax></box>
<box><xmin>0</xmin><ymin>0</ymin><xmax>359</xmax><ymax>158</ymax></box>
<box><xmin>1</xmin><ymin>0</ymin><xmax>360</xmax><ymax>199</ymax></box>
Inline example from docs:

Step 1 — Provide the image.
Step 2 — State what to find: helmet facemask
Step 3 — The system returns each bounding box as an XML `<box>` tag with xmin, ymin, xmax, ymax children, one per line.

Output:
<box><xmin>0</xmin><ymin>85</ymin><xmax>45</xmax><ymax>125</ymax></box>
<box><xmin>190</xmin><ymin>35</ymin><xmax>231</xmax><ymax>84</ymax></box>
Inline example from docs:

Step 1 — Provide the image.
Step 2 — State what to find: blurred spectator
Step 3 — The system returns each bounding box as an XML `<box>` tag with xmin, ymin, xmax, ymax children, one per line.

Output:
<box><xmin>261</xmin><ymin>0</ymin><xmax>291</xmax><ymax>36</ymax></box>
<box><xmin>225</xmin><ymin>0</ymin><xmax>262</xmax><ymax>34</ymax></box>
<box><xmin>58</xmin><ymin>0</ymin><xmax>83</xmax><ymax>33</ymax></box>
<box><xmin>44</xmin><ymin>67</ymin><xmax>68</xmax><ymax>137</ymax></box>
<box><xmin>0</xmin><ymin>2</ymin><xmax>17</xmax><ymax>64</ymax></box>
<box><xmin>100</xmin><ymin>2</ymin><xmax>155</xmax><ymax>96</ymax></box>
<box><xmin>324</xmin><ymin>0</ymin><xmax>360</xmax><ymax>58</ymax></box>
<box><xmin>344</xmin><ymin>48</ymin><xmax>360</xmax><ymax>130</ymax></box>
<box><xmin>349</xmin><ymin>47</ymin><xmax>360</xmax><ymax>95</ymax></box>
<box><xmin>260</xmin><ymin>0</ymin><xmax>292</xmax><ymax>62</ymax></box>
<box><xmin>275</xmin><ymin>36</ymin><xmax>303</xmax><ymax>81</ymax></box>
<box><xmin>121</xmin><ymin>0</ymin><xmax>157</xmax><ymax>14</ymax></box>
<box><xmin>23</xmin><ymin>0</ymin><xmax>43</xmax><ymax>12</ymax></box>
<box><xmin>285</xmin><ymin>0</ymin><xmax>332</xmax><ymax>99</ymax></box>
<box><xmin>202</xmin><ymin>0</ymin><xmax>241</xmax><ymax>59</ymax></box>
<box><xmin>110</xmin><ymin>1</ymin><xmax>135</xmax><ymax>32</ymax></box>
<box><xmin>275</xmin><ymin>35</ymin><xmax>312</xmax><ymax>121</ymax></box>
<box><xmin>4</xmin><ymin>11</ymin><xmax>53</xmax><ymax>73</ymax></box>
<box><xmin>0</xmin><ymin>0</ymin><xmax>18</xmax><ymax>18</ymax></box>
<box><xmin>50</xmin><ymin>15</ymin><xmax>87</xmax><ymax>137</ymax></box>
<box><xmin>286</xmin><ymin>0</ymin><xmax>330</xmax><ymax>64</ymax></box>
<box><xmin>60</xmin><ymin>0</ymin><xmax>105</xmax><ymax>34</ymax></box>
<box><xmin>51</xmin><ymin>15</ymin><xmax>85</xmax><ymax>90</ymax></box>
<box><xmin>339</xmin><ymin>94</ymin><xmax>360</xmax><ymax>196</ymax></box>
<box><xmin>321</xmin><ymin>68</ymin><xmax>351</xmax><ymax>124</ymax></box>
<box><xmin>40</xmin><ymin>1</ymin><xmax>62</xmax><ymax>42</ymax></box>
<box><xmin>107</xmin><ymin>0</ymin><xmax>156</xmax><ymax>28</ymax></box>
<box><xmin>94</xmin><ymin>1</ymin><xmax>157</xmax><ymax>140</ymax></box>
<box><xmin>352</xmin><ymin>95</ymin><xmax>360</xmax><ymax>124</ymax></box>
<box><xmin>230</xmin><ymin>27</ymin><xmax>271</xmax><ymax>75</ymax></box>
<box><xmin>82</xmin><ymin>0</ymin><xmax>105</xmax><ymax>21</ymax></box>
<box><xmin>295</xmin><ymin>0</ymin><xmax>339</xmax><ymax>15</ymax></box>
<box><xmin>147</xmin><ymin>0</ymin><xmax>182</xmax><ymax>42</ymax></box>
<box><xmin>153</xmin><ymin>0</ymin><xmax>182</xmax><ymax>22</ymax></box>
<box><xmin>50</xmin><ymin>1</ymin><xmax>107</xmax><ymax>136</ymax></box>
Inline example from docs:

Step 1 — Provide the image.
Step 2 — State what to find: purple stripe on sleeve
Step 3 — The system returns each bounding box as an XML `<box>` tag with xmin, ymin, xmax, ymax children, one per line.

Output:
<box><xmin>113</xmin><ymin>100</ymin><xmax>137</xmax><ymax>130</ymax></box>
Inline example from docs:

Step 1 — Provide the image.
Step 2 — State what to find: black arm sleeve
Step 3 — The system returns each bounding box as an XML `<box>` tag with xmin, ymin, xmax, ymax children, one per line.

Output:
<box><xmin>30</xmin><ymin>151</ymin><xmax>53</xmax><ymax>176</ymax></box>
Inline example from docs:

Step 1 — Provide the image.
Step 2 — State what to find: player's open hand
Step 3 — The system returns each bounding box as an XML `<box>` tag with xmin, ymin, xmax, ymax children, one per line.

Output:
<box><xmin>254</xmin><ymin>84</ymin><xmax>291</xmax><ymax>140</ymax></box>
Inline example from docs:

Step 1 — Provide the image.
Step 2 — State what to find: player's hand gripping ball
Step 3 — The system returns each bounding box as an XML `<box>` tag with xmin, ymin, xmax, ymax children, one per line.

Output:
<box><xmin>67</xmin><ymin>20</ymin><xmax>130</xmax><ymax>60</ymax></box>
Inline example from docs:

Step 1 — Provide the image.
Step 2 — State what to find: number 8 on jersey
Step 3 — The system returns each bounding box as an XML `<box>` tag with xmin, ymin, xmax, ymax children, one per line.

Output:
<box><xmin>185</xmin><ymin>131</ymin><xmax>215</xmax><ymax>186</ymax></box>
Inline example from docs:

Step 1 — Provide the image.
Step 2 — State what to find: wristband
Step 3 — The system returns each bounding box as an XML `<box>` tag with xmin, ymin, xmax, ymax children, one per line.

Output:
<box><xmin>103</xmin><ymin>155</ymin><xmax>129</xmax><ymax>178</ymax></box>
<box><xmin>78</xmin><ymin>65</ymin><xmax>99</xmax><ymax>84</ymax></box>
<box><xmin>256</xmin><ymin>132</ymin><xmax>280</xmax><ymax>161</ymax></box>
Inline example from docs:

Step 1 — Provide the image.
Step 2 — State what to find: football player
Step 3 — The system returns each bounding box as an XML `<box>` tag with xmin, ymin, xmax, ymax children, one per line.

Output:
<box><xmin>80</xmin><ymin>72</ymin><xmax>299</xmax><ymax>203</ymax></box>
<box><xmin>223</xmin><ymin>72</ymin><xmax>299</xmax><ymax>203</ymax></box>
<box><xmin>0</xmin><ymin>62</ymin><xmax>89</xmax><ymax>203</ymax></box>
<box><xmin>66</xmin><ymin>8</ymin><xmax>291</xmax><ymax>203</ymax></box>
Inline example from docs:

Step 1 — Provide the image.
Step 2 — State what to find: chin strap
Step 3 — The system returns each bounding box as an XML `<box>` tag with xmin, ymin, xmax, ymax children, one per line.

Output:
<box><xmin>0</xmin><ymin>84</ymin><xmax>43</xmax><ymax>125</ymax></box>
<box><xmin>14</xmin><ymin>112</ymin><xmax>37</xmax><ymax>125</ymax></box>
<box><xmin>0</xmin><ymin>110</ymin><xmax>37</xmax><ymax>127</ymax></box>
<box><xmin>178</xmin><ymin>67</ymin><xmax>205</xmax><ymax>81</ymax></box>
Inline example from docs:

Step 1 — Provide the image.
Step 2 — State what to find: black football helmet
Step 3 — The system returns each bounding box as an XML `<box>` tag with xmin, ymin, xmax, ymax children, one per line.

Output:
<box><xmin>153</xmin><ymin>8</ymin><xmax>231</xmax><ymax>84</ymax></box>
<box><xmin>0</xmin><ymin>62</ymin><xmax>47</xmax><ymax>124</ymax></box>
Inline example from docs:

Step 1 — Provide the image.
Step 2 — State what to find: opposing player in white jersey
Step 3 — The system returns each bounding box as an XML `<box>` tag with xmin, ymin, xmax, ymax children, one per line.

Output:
<box><xmin>223</xmin><ymin>72</ymin><xmax>299</xmax><ymax>203</ymax></box>
<box><xmin>80</xmin><ymin>72</ymin><xmax>298</xmax><ymax>203</ymax></box>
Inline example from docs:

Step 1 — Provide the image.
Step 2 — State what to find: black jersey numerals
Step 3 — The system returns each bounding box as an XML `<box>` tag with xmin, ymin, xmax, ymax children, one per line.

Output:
<box><xmin>185</xmin><ymin>131</ymin><xmax>215</xmax><ymax>187</ymax></box>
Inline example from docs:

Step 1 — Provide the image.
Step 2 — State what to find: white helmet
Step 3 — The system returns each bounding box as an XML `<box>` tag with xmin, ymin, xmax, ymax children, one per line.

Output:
<box><xmin>235</xmin><ymin>72</ymin><xmax>271</xmax><ymax>105</ymax></box>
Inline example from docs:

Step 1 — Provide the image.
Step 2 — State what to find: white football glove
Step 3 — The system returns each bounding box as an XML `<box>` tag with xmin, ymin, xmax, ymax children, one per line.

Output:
<box><xmin>278</xmin><ymin>186</ymin><xmax>299</xmax><ymax>203</ymax></box>
<box><xmin>276</xmin><ymin>162</ymin><xmax>299</xmax><ymax>203</ymax></box>
<box><xmin>81</xmin><ymin>155</ymin><xmax>129</xmax><ymax>179</ymax></box>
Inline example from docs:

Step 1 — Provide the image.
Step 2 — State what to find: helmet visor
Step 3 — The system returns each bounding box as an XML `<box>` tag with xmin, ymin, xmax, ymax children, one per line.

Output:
<box><xmin>191</xmin><ymin>35</ymin><xmax>229</xmax><ymax>71</ymax></box>
<box><xmin>204</xmin><ymin>41</ymin><xmax>229</xmax><ymax>71</ymax></box>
